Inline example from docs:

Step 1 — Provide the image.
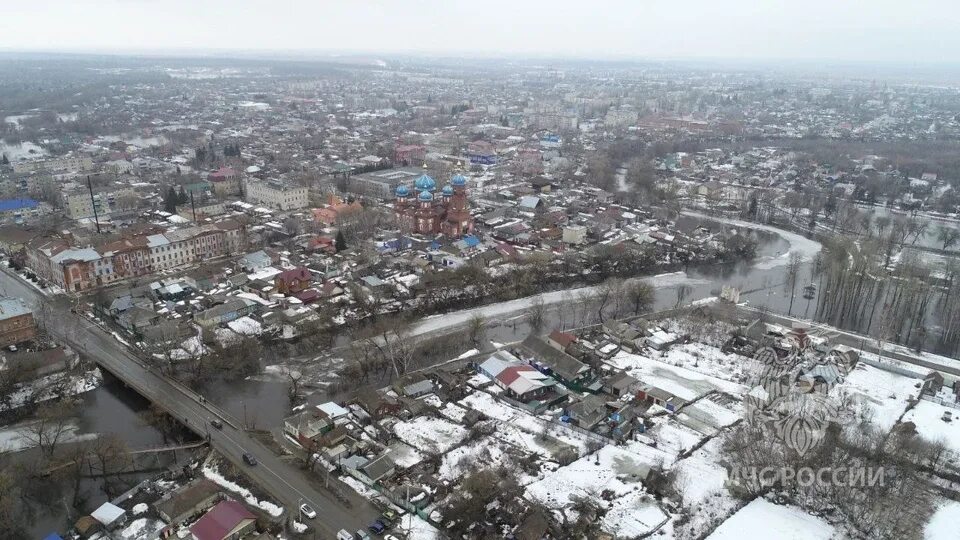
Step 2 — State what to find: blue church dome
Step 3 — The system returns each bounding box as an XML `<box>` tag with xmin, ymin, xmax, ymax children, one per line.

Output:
<box><xmin>414</xmin><ymin>174</ymin><xmax>436</xmax><ymax>192</ymax></box>
<box><xmin>418</xmin><ymin>190</ymin><xmax>434</xmax><ymax>202</ymax></box>
<box><xmin>442</xmin><ymin>185</ymin><xmax>454</xmax><ymax>196</ymax></box>
<box><xmin>395</xmin><ymin>185</ymin><xmax>410</xmax><ymax>197</ymax></box>
<box><xmin>451</xmin><ymin>174</ymin><xmax>467</xmax><ymax>186</ymax></box>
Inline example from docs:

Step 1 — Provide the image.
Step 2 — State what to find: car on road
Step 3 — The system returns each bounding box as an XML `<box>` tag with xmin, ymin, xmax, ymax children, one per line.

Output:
<box><xmin>299</xmin><ymin>503</ymin><xmax>316</xmax><ymax>519</ymax></box>
<box><xmin>368</xmin><ymin>519</ymin><xmax>387</xmax><ymax>534</ymax></box>
<box><xmin>210</xmin><ymin>419</ymin><xmax>223</xmax><ymax>429</ymax></box>
<box><xmin>242</xmin><ymin>452</ymin><xmax>257</xmax><ymax>466</ymax></box>
<box><xmin>337</xmin><ymin>530</ymin><xmax>353</xmax><ymax>540</ymax></box>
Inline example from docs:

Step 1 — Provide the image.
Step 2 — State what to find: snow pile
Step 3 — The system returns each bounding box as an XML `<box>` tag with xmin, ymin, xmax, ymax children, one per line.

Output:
<box><xmin>131</xmin><ymin>503</ymin><xmax>148</xmax><ymax>515</ymax></box>
<box><xmin>399</xmin><ymin>513</ymin><xmax>441</xmax><ymax>540</ymax></box>
<box><xmin>202</xmin><ymin>462</ymin><xmax>284</xmax><ymax>516</ymax></box>
<box><xmin>706</xmin><ymin>499</ymin><xmax>834</xmax><ymax>540</ymax></box>
<box><xmin>118</xmin><ymin>518</ymin><xmax>165</xmax><ymax>540</ymax></box>
<box><xmin>292</xmin><ymin>521</ymin><xmax>308</xmax><ymax>533</ymax></box>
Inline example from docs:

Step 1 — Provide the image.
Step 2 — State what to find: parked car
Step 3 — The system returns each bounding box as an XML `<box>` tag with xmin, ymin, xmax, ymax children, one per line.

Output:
<box><xmin>210</xmin><ymin>419</ymin><xmax>223</xmax><ymax>429</ymax></box>
<box><xmin>300</xmin><ymin>503</ymin><xmax>317</xmax><ymax>519</ymax></box>
<box><xmin>355</xmin><ymin>530</ymin><xmax>371</xmax><ymax>540</ymax></box>
<box><xmin>337</xmin><ymin>530</ymin><xmax>353</xmax><ymax>540</ymax></box>
<box><xmin>380</xmin><ymin>509</ymin><xmax>398</xmax><ymax>524</ymax></box>
<box><xmin>242</xmin><ymin>452</ymin><xmax>258</xmax><ymax>466</ymax></box>
<box><xmin>368</xmin><ymin>519</ymin><xmax>387</xmax><ymax>534</ymax></box>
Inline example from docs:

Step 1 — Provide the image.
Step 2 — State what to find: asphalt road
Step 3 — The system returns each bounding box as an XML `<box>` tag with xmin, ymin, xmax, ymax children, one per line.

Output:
<box><xmin>0</xmin><ymin>265</ymin><xmax>378</xmax><ymax>538</ymax></box>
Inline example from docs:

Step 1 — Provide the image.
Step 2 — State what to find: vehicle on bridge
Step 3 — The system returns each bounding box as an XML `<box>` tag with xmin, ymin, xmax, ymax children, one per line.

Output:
<box><xmin>242</xmin><ymin>452</ymin><xmax>258</xmax><ymax>466</ymax></box>
<box><xmin>210</xmin><ymin>418</ymin><xmax>223</xmax><ymax>429</ymax></box>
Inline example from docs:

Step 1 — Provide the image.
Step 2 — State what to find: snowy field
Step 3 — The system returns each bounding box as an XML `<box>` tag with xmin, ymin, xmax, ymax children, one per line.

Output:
<box><xmin>706</xmin><ymin>499</ymin><xmax>835</xmax><ymax>540</ymax></box>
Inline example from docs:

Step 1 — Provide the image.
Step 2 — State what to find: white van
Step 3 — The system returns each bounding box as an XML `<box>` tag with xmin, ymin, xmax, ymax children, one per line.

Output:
<box><xmin>337</xmin><ymin>530</ymin><xmax>353</xmax><ymax>540</ymax></box>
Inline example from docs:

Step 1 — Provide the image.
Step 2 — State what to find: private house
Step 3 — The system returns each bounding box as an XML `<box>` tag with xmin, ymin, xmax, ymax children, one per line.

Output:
<box><xmin>637</xmin><ymin>385</ymin><xmax>685</xmax><ymax>413</ymax></box>
<box><xmin>274</xmin><ymin>267</ymin><xmax>313</xmax><ymax>295</ymax></box>
<box><xmin>155</xmin><ymin>479</ymin><xmax>222</xmax><ymax>525</ymax></box>
<box><xmin>546</xmin><ymin>330</ymin><xmax>577</xmax><ymax>353</ymax></box>
<box><xmin>283</xmin><ymin>411</ymin><xmax>334</xmax><ymax>447</ymax></box>
<box><xmin>194</xmin><ymin>298</ymin><xmax>258</xmax><ymax>328</ymax></box>
<box><xmin>604</xmin><ymin>372</ymin><xmax>640</xmax><ymax>398</ymax></box>
<box><xmin>564</xmin><ymin>394</ymin><xmax>608</xmax><ymax>430</ymax></box>
<box><xmin>361</xmin><ymin>454</ymin><xmax>397</xmax><ymax>484</ymax></box>
<box><xmin>478</xmin><ymin>351</ymin><xmax>554</xmax><ymax>403</ymax></box>
<box><xmin>189</xmin><ymin>500</ymin><xmax>257</xmax><ymax>540</ymax></box>
<box><xmin>90</xmin><ymin>502</ymin><xmax>126</xmax><ymax>531</ymax></box>
<box><xmin>520</xmin><ymin>335</ymin><xmax>596</xmax><ymax>391</ymax></box>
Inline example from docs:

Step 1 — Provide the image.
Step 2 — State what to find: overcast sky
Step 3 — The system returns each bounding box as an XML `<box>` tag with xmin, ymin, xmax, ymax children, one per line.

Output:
<box><xmin>2</xmin><ymin>0</ymin><xmax>959</xmax><ymax>63</ymax></box>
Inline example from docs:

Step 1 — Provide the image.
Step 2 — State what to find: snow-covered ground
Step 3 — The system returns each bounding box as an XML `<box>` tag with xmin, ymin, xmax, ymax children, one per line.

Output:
<box><xmin>901</xmin><ymin>400</ymin><xmax>960</xmax><ymax>453</ymax></box>
<box><xmin>843</xmin><ymin>362</ymin><xmax>922</xmax><ymax>431</ymax></box>
<box><xmin>925</xmin><ymin>499</ymin><xmax>960</xmax><ymax>539</ymax></box>
<box><xmin>1</xmin><ymin>367</ymin><xmax>102</xmax><ymax>411</ymax></box>
<box><xmin>525</xmin><ymin>443</ymin><xmax>671</xmax><ymax>538</ymax></box>
<box><xmin>607</xmin><ymin>350</ymin><xmax>747</xmax><ymax>401</ymax></box>
<box><xmin>705</xmin><ymin>499</ymin><xmax>835</xmax><ymax>540</ymax></box>
<box><xmin>393</xmin><ymin>416</ymin><xmax>469</xmax><ymax>455</ymax></box>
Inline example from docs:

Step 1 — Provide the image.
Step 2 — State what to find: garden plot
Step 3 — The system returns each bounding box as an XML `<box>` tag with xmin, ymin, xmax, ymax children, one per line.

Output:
<box><xmin>458</xmin><ymin>390</ymin><xmax>591</xmax><ymax>456</ymax></box>
<box><xmin>437</xmin><ymin>402</ymin><xmax>468</xmax><ymax>423</ymax></box>
<box><xmin>650</xmin><ymin>420</ymin><xmax>707</xmax><ymax>457</ymax></box>
<box><xmin>901</xmin><ymin>400</ymin><xmax>960</xmax><ymax>454</ymax></box>
<box><xmin>677</xmin><ymin>396</ymin><xmax>741</xmax><ymax>435</ymax></box>
<box><xmin>652</xmin><ymin>342</ymin><xmax>758</xmax><ymax>386</ymax></box>
<box><xmin>706</xmin><ymin>499</ymin><xmax>835</xmax><ymax>540</ymax></box>
<box><xmin>607</xmin><ymin>351</ymin><xmax>748</xmax><ymax>401</ymax></box>
<box><xmin>842</xmin><ymin>362</ymin><xmax>922</xmax><ymax>431</ymax></box>
<box><xmin>387</xmin><ymin>441</ymin><xmax>426</xmax><ymax>469</ymax></box>
<box><xmin>525</xmin><ymin>444</ymin><xmax>670</xmax><ymax>538</ymax></box>
<box><xmin>671</xmin><ymin>438</ymin><xmax>740</xmax><ymax>539</ymax></box>
<box><xmin>393</xmin><ymin>416</ymin><xmax>469</xmax><ymax>455</ymax></box>
<box><xmin>439</xmin><ymin>439</ymin><xmax>510</xmax><ymax>482</ymax></box>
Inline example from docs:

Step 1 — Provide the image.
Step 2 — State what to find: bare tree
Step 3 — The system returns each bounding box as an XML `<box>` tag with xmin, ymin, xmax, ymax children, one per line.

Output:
<box><xmin>526</xmin><ymin>296</ymin><xmax>547</xmax><ymax>332</ymax></box>
<box><xmin>785</xmin><ymin>251</ymin><xmax>804</xmax><ymax>317</ymax></box>
<box><xmin>466</xmin><ymin>314</ymin><xmax>486</xmax><ymax>347</ymax></box>
<box><xmin>674</xmin><ymin>284</ymin><xmax>693</xmax><ymax>309</ymax></box>
<box><xmin>624</xmin><ymin>280</ymin><xmax>656</xmax><ymax>316</ymax></box>
<box><xmin>937</xmin><ymin>225</ymin><xmax>960</xmax><ymax>251</ymax></box>
<box><xmin>23</xmin><ymin>401</ymin><xmax>74</xmax><ymax>458</ymax></box>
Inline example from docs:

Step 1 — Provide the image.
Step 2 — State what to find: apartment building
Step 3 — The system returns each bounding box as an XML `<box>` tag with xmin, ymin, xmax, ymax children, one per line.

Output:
<box><xmin>25</xmin><ymin>220</ymin><xmax>247</xmax><ymax>292</ymax></box>
<box><xmin>12</xmin><ymin>155</ymin><xmax>94</xmax><ymax>174</ymax></box>
<box><xmin>244</xmin><ymin>179</ymin><xmax>308</xmax><ymax>210</ymax></box>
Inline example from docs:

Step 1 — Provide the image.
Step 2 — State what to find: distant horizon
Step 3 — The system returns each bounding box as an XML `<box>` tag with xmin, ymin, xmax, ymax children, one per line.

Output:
<box><xmin>2</xmin><ymin>1</ymin><xmax>960</xmax><ymax>66</ymax></box>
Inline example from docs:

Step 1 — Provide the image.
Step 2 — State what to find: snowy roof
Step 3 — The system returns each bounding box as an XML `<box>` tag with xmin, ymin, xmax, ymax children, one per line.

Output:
<box><xmin>91</xmin><ymin>502</ymin><xmax>125</xmax><ymax>526</ymax></box>
<box><xmin>317</xmin><ymin>401</ymin><xmax>350</xmax><ymax>419</ymax></box>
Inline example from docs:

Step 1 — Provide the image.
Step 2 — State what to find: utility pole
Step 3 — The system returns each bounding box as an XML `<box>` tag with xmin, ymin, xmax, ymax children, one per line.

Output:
<box><xmin>190</xmin><ymin>190</ymin><xmax>197</xmax><ymax>222</ymax></box>
<box><xmin>87</xmin><ymin>175</ymin><xmax>101</xmax><ymax>234</ymax></box>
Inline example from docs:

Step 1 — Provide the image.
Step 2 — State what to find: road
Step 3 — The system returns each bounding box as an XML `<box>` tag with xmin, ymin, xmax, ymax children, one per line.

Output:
<box><xmin>0</xmin><ymin>265</ymin><xmax>378</xmax><ymax>537</ymax></box>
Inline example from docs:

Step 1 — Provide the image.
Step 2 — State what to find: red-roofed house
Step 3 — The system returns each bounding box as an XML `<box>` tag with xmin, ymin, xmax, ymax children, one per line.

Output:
<box><xmin>275</xmin><ymin>267</ymin><xmax>313</xmax><ymax>295</ymax></box>
<box><xmin>189</xmin><ymin>500</ymin><xmax>256</xmax><ymax>540</ymax></box>
<box><xmin>547</xmin><ymin>330</ymin><xmax>577</xmax><ymax>353</ymax></box>
<box><xmin>495</xmin><ymin>365</ymin><xmax>550</xmax><ymax>402</ymax></box>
